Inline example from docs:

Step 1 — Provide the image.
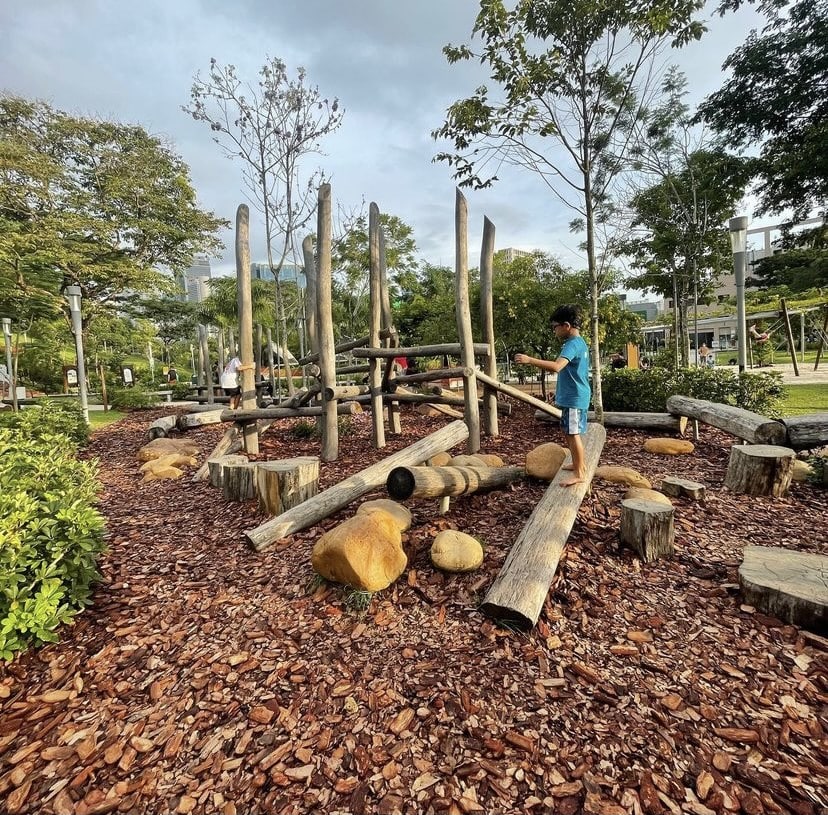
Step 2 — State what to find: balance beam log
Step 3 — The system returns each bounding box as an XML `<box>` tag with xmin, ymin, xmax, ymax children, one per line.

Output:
<box><xmin>472</xmin><ymin>369</ymin><xmax>562</xmax><ymax>419</ymax></box>
<box><xmin>480</xmin><ymin>424</ymin><xmax>606</xmax><ymax>629</ymax></box>
<box><xmin>177</xmin><ymin>409</ymin><xmax>226</xmax><ymax>430</ymax></box>
<box><xmin>147</xmin><ymin>415</ymin><xmax>177</xmax><ymax>440</ymax></box>
<box><xmin>386</xmin><ymin>464</ymin><xmax>524</xmax><ymax>500</ymax></box>
<box><xmin>245</xmin><ymin>419</ymin><xmax>470</xmax><ymax>552</ymax></box>
<box><xmin>220</xmin><ymin>402</ymin><xmax>359</xmax><ymax>422</ymax></box>
<box><xmin>780</xmin><ymin>413</ymin><xmax>828</xmax><ymax>449</ymax></box>
<box><xmin>534</xmin><ymin>410</ymin><xmax>687</xmax><ymax>434</ymax></box>
<box><xmin>666</xmin><ymin>395</ymin><xmax>785</xmax><ymax>444</ymax></box>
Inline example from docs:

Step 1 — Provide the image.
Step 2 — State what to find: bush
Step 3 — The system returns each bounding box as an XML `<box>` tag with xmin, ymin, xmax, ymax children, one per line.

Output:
<box><xmin>0</xmin><ymin>429</ymin><xmax>106</xmax><ymax>660</ymax></box>
<box><xmin>0</xmin><ymin>399</ymin><xmax>89</xmax><ymax>448</ymax></box>
<box><xmin>171</xmin><ymin>381</ymin><xmax>194</xmax><ymax>401</ymax></box>
<box><xmin>602</xmin><ymin>368</ymin><xmax>785</xmax><ymax>416</ymax></box>
<box><xmin>108</xmin><ymin>387</ymin><xmax>156</xmax><ymax>410</ymax></box>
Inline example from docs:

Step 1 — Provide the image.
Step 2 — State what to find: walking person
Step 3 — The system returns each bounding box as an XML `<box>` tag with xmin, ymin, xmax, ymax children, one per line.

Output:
<box><xmin>221</xmin><ymin>355</ymin><xmax>254</xmax><ymax>410</ymax></box>
<box><xmin>515</xmin><ymin>304</ymin><xmax>591</xmax><ymax>487</ymax></box>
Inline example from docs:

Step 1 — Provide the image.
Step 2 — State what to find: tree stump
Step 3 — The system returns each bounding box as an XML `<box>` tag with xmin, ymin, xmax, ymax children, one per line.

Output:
<box><xmin>223</xmin><ymin>461</ymin><xmax>257</xmax><ymax>501</ymax></box>
<box><xmin>661</xmin><ymin>476</ymin><xmax>706</xmax><ymax>501</ymax></box>
<box><xmin>208</xmin><ymin>454</ymin><xmax>249</xmax><ymax>488</ymax></box>
<box><xmin>724</xmin><ymin>444</ymin><xmax>795</xmax><ymax>497</ymax></box>
<box><xmin>620</xmin><ymin>499</ymin><xmax>675</xmax><ymax>562</ymax></box>
<box><xmin>255</xmin><ymin>457</ymin><xmax>320</xmax><ymax>516</ymax></box>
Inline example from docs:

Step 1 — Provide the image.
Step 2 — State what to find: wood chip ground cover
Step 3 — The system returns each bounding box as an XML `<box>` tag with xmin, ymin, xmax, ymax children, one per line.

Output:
<box><xmin>1</xmin><ymin>402</ymin><xmax>826</xmax><ymax>815</ymax></box>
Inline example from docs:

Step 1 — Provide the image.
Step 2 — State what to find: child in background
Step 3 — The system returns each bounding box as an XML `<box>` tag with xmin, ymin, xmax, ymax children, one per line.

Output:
<box><xmin>515</xmin><ymin>304</ymin><xmax>591</xmax><ymax>487</ymax></box>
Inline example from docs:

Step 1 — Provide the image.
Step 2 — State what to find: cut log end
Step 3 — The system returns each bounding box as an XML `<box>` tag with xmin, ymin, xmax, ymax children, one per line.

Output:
<box><xmin>477</xmin><ymin>603</ymin><xmax>532</xmax><ymax>632</ymax></box>
<box><xmin>386</xmin><ymin>467</ymin><xmax>417</xmax><ymax>500</ymax></box>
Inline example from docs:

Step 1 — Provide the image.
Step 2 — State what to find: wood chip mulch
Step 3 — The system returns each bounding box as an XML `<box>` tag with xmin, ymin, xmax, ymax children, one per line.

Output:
<box><xmin>1</xmin><ymin>401</ymin><xmax>826</xmax><ymax>815</ymax></box>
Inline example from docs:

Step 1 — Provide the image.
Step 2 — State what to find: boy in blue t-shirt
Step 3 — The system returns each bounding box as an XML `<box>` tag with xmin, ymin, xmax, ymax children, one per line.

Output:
<box><xmin>515</xmin><ymin>304</ymin><xmax>591</xmax><ymax>486</ymax></box>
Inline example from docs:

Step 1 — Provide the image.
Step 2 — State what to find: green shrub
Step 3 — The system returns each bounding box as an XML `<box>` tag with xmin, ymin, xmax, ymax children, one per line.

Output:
<box><xmin>0</xmin><ymin>399</ymin><xmax>89</xmax><ymax>448</ymax></box>
<box><xmin>292</xmin><ymin>420</ymin><xmax>316</xmax><ymax>439</ymax></box>
<box><xmin>108</xmin><ymin>387</ymin><xmax>156</xmax><ymax>410</ymax></box>
<box><xmin>0</xmin><ymin>429</ymin><xmax>106</xmax><ymax>660</ymax></box>
<box><xmin>602</xmin><ymin>368</ymin><xmax>785</xmax><ymax>416</ymax></box>
<box><xmin>171</xmin><ymin>381</ymin><xmax>194</xmax><ymax>401</ymax></box>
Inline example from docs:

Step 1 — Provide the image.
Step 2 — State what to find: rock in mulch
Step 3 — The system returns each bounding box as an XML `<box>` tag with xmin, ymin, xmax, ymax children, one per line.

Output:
<box><xmin>525</xmin><ymin>441</ymin><xmax>567</xmax><ymax>480</ymax></box>
<box><xmin>136</xmin><ymin>436</ymin><xmax>199</xmax><ymax>462</ymax></box>
<box><xmin>430</xmin><ymin>530</ymin><xmax>484</xmax><ymax>573</ymax></box>
<box><xmin>643</xmin><ymin>437</ymin><xmax>695</xmax><ymax>455</ymax></box>
<box><xmin>356</xmin><ymin>499</ymin><xmax>412</xmax><ymax>532</ymax></box>
<box><xmin>624</xmin><ymin>486</ymin><xmax>672</xmax><ymax>506</ymax></box>
<box><xmin>594</xmin><ymin>464</ymin><xmax>651</xmax><ymax>488</ymax></box>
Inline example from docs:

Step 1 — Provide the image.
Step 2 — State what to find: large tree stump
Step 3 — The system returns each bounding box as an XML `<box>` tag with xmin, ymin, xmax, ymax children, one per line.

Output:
<box><xmin>208</xmin><ymin>454</ymin><xmax>249</xmax><ymax>488</ymax></box>
<box><xmin>724</xmin><ymin>444</ymin><xmax>795</xmax><ymax>497</ymax></box>
<box><xmin>255</xmin><ymin>457</ymin><xmax>320</xmax><ymax>516</ymax></box>
<box><xmin>620</xmin><ymin>499</ymin><xmax>675</xmax><ymax>562</ymax></box>
<box><xmin>223</xmin><ymin>462</ymin><xmax>257</xmax><ymax>501</ymax></box>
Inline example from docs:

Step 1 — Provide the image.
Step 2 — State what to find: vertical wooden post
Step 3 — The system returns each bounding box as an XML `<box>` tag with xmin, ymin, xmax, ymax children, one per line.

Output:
<box><xmin>199</xmin><ymin>324</ymin><xmax>213</xmax><ymax>404</ymax></box>
<box><xmin>228</xmin><ymin>328</ymin><xmax>236</xmax><ymax>358</ymax></box>
<box><xmin>379</xmin><ymin>230</ymin><xmax>402</xmax><ymax>435</ymax></box>
<box><xmin>255</xmin><ymin>323</ymin><xmax>263</xmax><ymax>387</ymax></box>
<box><xmin>814</xmin><ymin>304</ymin><xmax>827</xmax><ymax>371</ymax></box>
<box><xmin>479</xmin><ymin>216</ymin><xmax>498</xmax><ymax>438</ymax></box>
<box><xmin>266</xmin><ymin>327</ymin><xmax>276</xmax><ymax>398</ymax></box>
<box><xmin>303</xmin><ymin>235</ymin><xmax>318</xmax><ymax>356</ymax></box>
<box><xmin>236</xmin><ymin>204</ymin><xmax>259</xmax><ymax>454</ymax></box>
<box><xmin>196</xmin><ymin>327</ymin><xmax>205</xmax><ymax>388</ymax></box>
<box><xmin>217</xmin><ymin>329</ymin><xmax>226</xmax><ymax>380</ymax></box>
<box><xmin>368</xmin><ymin>202</ymin><xmax>386</xmax><ymax>449</ymax></box>
<box><xmin>455</xmin><ymin>189</ymin><xmax>481</xmax><ymax>453</ymax></box>
<box><xmin>98</xmin><ymin>362</ymin><xmax>109</xmax><ymax>413</ymax></box>
<box><xmin>780</xmin><ymin>298</ymin><xmax>799</xmax><ymax>377</ymax></box>
<box><xmin>316</xmin><ymin>184</ymin><xmax>338</xmax><ymax>461</ymax></box>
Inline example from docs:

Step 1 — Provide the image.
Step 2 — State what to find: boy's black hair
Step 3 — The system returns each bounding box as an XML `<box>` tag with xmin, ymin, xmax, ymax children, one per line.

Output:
<box><xmin>551</xmin><ymin>304</ymin><xmax>582</xmax><ymax>328</ymax></box>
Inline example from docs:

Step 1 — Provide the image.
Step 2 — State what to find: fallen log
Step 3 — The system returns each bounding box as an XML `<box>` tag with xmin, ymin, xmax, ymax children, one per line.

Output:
<box><xmin>245</xmin><ymin>420</ymin><xmax>469</xmax><ymax>552</ymax></box>
<box><xmin>480</xmin><ymin>424</ymin><xmax>606</xmax><ymax>629</ymax></box>
<box><xmin>473</xmin><ymin>369</ymin><xmax>562</xmax><ymax>419</ymax></box>
<box><xmin>147</xmin><ymin>415</ymin><xmax>177</xmax><ymax>440</ymax></box>
<box><xmin>666</xmin><ymin>395</ymin><xmax>785</xmax><ymax>444</ymax></box>
<box><xmin>177</xmin><ymin>409</ymin><xmax>225</xmax><ymax>430</ymax></box>
<box><xmin>387</xmin><ymin>464</ymin><xmax>524</xmax><ymax>500</ymax></box>
<box><xmin>534</xmin><ymin>410</ymin><xmax>687</xmax><ymax>433</ymax></box>
<box><xmin>779</xmin><ymin>413</ymin><xmax>828</xmax><ymax>449</ymax></box>
<box><xmin>390</xmin><ymin>367</ymin><xmax>466</xmax><ymax>389</ymax></box>
<box><xmin>220</xmin><ymin>402</ymin><xmax>359</xmax><ymax>422</ymax></box>
<box><xmin>352</xmin><ymin>343</ymin><xmax>490</xmax><ymax>359</ymax></box>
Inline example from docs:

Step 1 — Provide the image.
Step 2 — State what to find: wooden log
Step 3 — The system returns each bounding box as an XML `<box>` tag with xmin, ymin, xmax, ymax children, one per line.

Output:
<box><xmin>780</xmin><ymin>413</ymin><xmax>828</xmax><ymax>449</ymax></box>
<box><xmin>724</xmin><ymin>444</ymin><xmax>795</xmax><ymax>497</ymax></box>
<box><xmin>534</xmin><ymin>410</ymin><xmax>688</xmax><ymax>433</ymax></box>
<box><xmin>661</xmin><ymin>476</ymin><xmax>706</xmax><ymax>501</ymax></box>
<box><xmin>192</xmin><ymin>419</ymin><xmax>276</xmax><ymax>483</ymax></box>
<box><xmin>302</xmin><ymin>235</ymin><xmax>318</xmax><ymax>359</ymax></box>
<box><xmin>296</xmin><ymin>330</ymin><xmax>394</xmax><ymax>366</ymax></box>
<box><xmin>379</xmin><ymin>230</ymin><xmax>402</xmax><ymax>435</ymax></box>
<box><xmin>352</xmin><ymin>343</ymin><xmax>490</xmax><ymax>359</ymax></box>
<box><xmin>479</xmin><ymin>215</ymin><xmax>498</xmax><ymax>438</ymax></box>
<box><xmin>208</xmin><ymin>454</ymin><xmax>249</xmax><ymax>488</ymax></box>
<box><xmin>480</xmin><ymin>424</ymin><xmax>606</xmax><ymax>629</ymax></box>
<box><xmin>245</xmin><ymin>420</ymin><xmax>469</xmax><ymax>551</ymax></box>
<box><xmin>383</xmin><ymin>391</ymin><xmax>511</xmax><ymax>414</ymax></box>
<box><xmin>368</xmin><ymin>202</ymin><xmax>386</xmax><ymax>449</ymax></box>
<box><xmin>323</xmin><ymin>385</ymin><xmax>370</xmax><ymax>401</ymax></box>
<box><xmin>390</xmin><ymin>367</ymin><xmax>466</xmax><ymax>388</ymax></box>
<box><xmin>386</xmin><ymin>464</ymin><xmax>524</xmax><ymax>500</ymax></box>
<box><xmin>198</xmin><ymin>324</ymin><xmax>213</xmax><ymax>405</ymax></box>
<box><xmin>666</xmin><ymin>395</ymin><xmax>785</xmax><ymax>444</ymax></box>
<box><xmin>780</xmin><ymin>297</ymin><xmax>800</xmax><ymax>377</ymax></box>
<box><xmin>148</xmin><ymin>415</ymin><xmax>177</xmax><ymax>440</ymax></box>
<box><xmin>236</xmin><ymin>204</ymin><xmax>258</xmax><ymax>454</ymax></box>
<box><xmin>473</xmin><ymin>369</ymin><xmax>562</xmax><ymax>419</ymax></box>
<box><xmin>220</xmin><ymin>402</ymin><xmax>359</xmax><ymax>422</ymax></box>
<box><xmin>222</xmin><ymin>461</ymin><xmax>256</xmax><ymax>501</ymax></box>
<box><xmin>317</xmin><ymin>183</ymin><xmax>338</xmax><ymax>461</ymax></box>
<box><xmin>334</xmin><ymin>364</ymin><xmax>370</xmax><ymax>376</ymax></box>
<box><xmin>177</xmin><ymin>409</ymin><xmax>226</xmax><ymax>430</ymax></box>
<box><xmin>620</xmin><ymin>499</ymin><xmax>675</xmax><ymax>562</ymax></box>
<box><xmin>255</xmin><ymin>457</ymin><xmax>320</xmax><ymax>516</ymax></box>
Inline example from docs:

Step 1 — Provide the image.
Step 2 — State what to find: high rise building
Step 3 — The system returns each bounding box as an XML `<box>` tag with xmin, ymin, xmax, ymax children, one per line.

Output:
<box><xmin>251</xmin><ymin>261</ymin><xmax>306</xmax><ymax>288</ymax></box>
<box><xmin>183</xmin><ymin>254</ymin><xmax>212</xmax><ymax>303</ymax></box>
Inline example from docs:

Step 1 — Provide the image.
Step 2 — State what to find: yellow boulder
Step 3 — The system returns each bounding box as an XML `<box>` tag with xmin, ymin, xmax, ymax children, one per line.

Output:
<box><xmin>139</xmin><ymin>452</ymin><xmax>197</xmax><ymax>473</ymax></box>
<box><xmin>595</xmin><ymin>465</ymin><xmax>651</xmax><ymax>488</ymax></box>
<box><xmin>643</xmin><ymin>438</ymin><xmax>695</xmax><ymax>455</ymax></box>
<box><xmin>476</xmin><ymin>453</ymin><xmax>504</xmax><ymax>467</ymax></box>
<box><xmin>430</xmin><ymin>530</ymin><xmax>484</xmax><ymax>573</ymax></box>
<box><xmin>356</xmin><ymin>499</ymin><xmax>412</xmax><ymax>532</ymax></box>
<box><xmin>624</xmin><ymin>487</ymin><xmax>672</xmax><ymax>506</ymax></box>
<box><xmin>526</xmin><ymin>442</ymin><xmax>567</xmax><ymax>480</ymax></box>
<box><xmin>137</xmin><ymin>437</ymin><xmax>199</xmax><ymax>462</ymax></box>
<box><xmin>428</xmin><ymin>452</ymin><xmax>452</xmax><ymax>466</ymax></box>
<box><xmin>311</xmin><ymin>514</ymin><xmax>406</xmax><ymax>592</ymax></box>
<box><xmin>142</xmin><ymin>465</ymin><xmax>184</xmax><ymax>481</ymax></box>
<box><xmin>450</xmin><ymin>455</ymin><xmax>489</xmax><ymax>469</ymax></box>
<box><xmin>791</xmin><ymin>459</ymin><xmax>813</xmax><ymax>482</ymax></box>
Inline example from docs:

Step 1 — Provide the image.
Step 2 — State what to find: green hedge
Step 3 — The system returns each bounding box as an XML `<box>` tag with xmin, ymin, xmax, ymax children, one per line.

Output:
<box><xmin>601</xmin><ymin>368</ymin><xmax>786</xmax><ymax>417</ymax></box>
<box><xmin>107</xmin><ymin>386</ymin><xmax>156</xmax><ymax>410</ymax></box>
<box><xmin>0</xmin><ymin>424</ymin><xmax>105</xmax><ymax>660</ymax></box>
<box><xmin>0</xmin><ymin>399</ymin><xmax>89</xmax><ymax>447</ymax></box>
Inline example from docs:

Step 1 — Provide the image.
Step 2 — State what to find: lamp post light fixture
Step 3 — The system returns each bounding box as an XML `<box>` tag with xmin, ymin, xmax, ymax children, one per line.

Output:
<box><xmin>65</xmin><ymin>286</ymin><xmax>89</xmax><ymax>424</ymax></box>
<box><xmin>1</xmin><ymin>317</ymin><xmax>16</xmax><ymax>411</ymax></box>
<box><xmin>729</xmin><ymin>216</ymin><xmax>749</xmax><ymax>373</ymax></box>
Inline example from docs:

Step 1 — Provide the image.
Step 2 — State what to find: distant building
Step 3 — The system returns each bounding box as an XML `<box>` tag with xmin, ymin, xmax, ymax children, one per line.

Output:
<box><xmin>497</xmin><ymin>247</ymin><xmax>533</xmax><ymax>264</ymax></box>
<box><xmin>622</xmin><ymin>296</ymin><xmax>663</xmax><ymax>322</ymax></box>
<box><xmin>183</xmin><ymin>255</ymin><xmax>211</xmax><ymax>303</ymax></box>
<box><xmin>251</xmin><ymin>262</ymin><xmax>305</xmax><ymax>288</ymax></box>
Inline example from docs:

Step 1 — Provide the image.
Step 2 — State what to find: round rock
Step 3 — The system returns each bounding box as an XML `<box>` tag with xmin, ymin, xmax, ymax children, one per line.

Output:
<box><xmin>643</xmin><ymin>438</ymin><xmax>695</xmax><ymax>455</ymax></box>
<box><xmin>526</xmin><ymin>442</ymin><xmax>567</xmax><ymax>480</ymax></box>
<box><xmin>430</xmin><ymin>530</ymin><xmax>484</xmax><ymax>573</ymax></box>
<box><xmin>595</xmin><ymin>465</ymin><xmax>651</xmax><ymax>488</ymax></box>
<box><xmin>624</xmin><ymin>487</ymin><xmax>672</xmax><ymax>506</ymax></box>
<box><xmin>357</xmin><ymin>499</ymin><xmax>412</xmax><ymax>532</ymax></box>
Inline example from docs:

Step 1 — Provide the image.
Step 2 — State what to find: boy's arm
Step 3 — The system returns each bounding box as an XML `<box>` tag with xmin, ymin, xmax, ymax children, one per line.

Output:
<box><xmin>514</xmin><ymin>353</ymin><xmax>570</xmax><ymax>373</ymax></box>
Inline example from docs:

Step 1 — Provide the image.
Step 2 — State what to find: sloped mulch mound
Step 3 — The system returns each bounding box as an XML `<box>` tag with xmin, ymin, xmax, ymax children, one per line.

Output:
<box><xmin>0</xmin><ymin>402</ymin><xmax>826</xmax><ymax>815</ymax></box>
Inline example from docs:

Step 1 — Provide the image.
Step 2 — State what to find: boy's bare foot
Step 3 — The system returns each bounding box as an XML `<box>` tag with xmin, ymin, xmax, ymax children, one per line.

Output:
<box><xmin>560</xmin><ymin>475</ymin><xmax>585</xmax><ymax>487</ymax></box>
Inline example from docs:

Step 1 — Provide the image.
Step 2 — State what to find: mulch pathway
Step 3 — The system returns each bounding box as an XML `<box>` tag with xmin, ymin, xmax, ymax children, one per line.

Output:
<box><xmin>1</xmin><ymin>402</ymin><xmax>826</xmax><ymax>815</ymax></box>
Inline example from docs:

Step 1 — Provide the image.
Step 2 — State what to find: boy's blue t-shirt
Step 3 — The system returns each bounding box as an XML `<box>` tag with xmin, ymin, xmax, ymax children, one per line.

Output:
<box><xmin>555</xmin><ymin>335</ymin><xmax>591</xmax><ymax>409</ymax></box>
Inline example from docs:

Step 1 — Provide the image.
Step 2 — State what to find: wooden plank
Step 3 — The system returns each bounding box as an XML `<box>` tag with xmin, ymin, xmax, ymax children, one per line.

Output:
<box><xmin>474</xmin><ymin>369</ymin><xmax>562</xmax><ymax>419</ymax></box>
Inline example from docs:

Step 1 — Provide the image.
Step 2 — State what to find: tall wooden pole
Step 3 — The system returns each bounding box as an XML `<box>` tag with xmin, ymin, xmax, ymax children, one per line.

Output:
<box><xmin>368</xmin><ymin>202</ymin><xmax>386</xmax><ymax>448</ymax></box>
<box><xmin>455</xmin><ymin>189</ymin><xmax>480</xmax><ymax>453</ymax></box>
<box><xmin>815</xmin><ymin>305</ymin><xmax>828</xmax><ymax>371</ymax></box>
<box><xmin>379</xmin><ymin>230</ymin><xmax>402</xmax><ymax>435</ymax></box>
<box><xmin>780</xmin><ymin>298</ymin><xmax>799</xmax><ymax>377</ymax></box>
<box><xmin>236</xmin><ymin>204</ymin><xmax>258</xmax><ymax>454</ymax></box>
<box><xmin>255</xmin><ymin>324</ymin><xmax>263</xmax><ymax>385</ymax></box>
<box><xmin>266</xmin><ymin>327</ymin><xmax>276</xmax><ymax>396</ymax></box>
<box><xmin>317</xmin><ymin>184</ymin><xmax>338</xmax><ymax>461</ymax></box>
<box><xmin>479</xmin><ymin>216</ymin><xmax>498</xmax><ymax>437</ymax></box>
<box><xmin>303</xmin><ymin>235</ymin><xmax>318</xmax><ymax>356</ymax></box>
<box><xmin>198</xmin><ymin>324</ymin><xmax>213</xmax><ymax>404</ymax></box>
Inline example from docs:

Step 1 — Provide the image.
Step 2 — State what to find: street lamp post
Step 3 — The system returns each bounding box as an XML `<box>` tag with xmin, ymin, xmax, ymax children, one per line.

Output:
<box><xmin>1</xmin><ymin>318</ymin><xmax>17</xmax><ymax>411</ymax></box>
<box><xmin>65</xmin><ymin>286</ymin><xmax>89</xmax><ymax>424</ymax></box>
<box><xmin>729</xmin><ymin>216</ymin><xmax>749</xmax><ymax>373</ymax></box>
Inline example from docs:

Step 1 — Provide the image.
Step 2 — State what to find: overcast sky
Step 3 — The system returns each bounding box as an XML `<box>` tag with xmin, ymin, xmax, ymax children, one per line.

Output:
<box><xmin>1</xmin><ymin>0</ymin><xmax>768</xmax><ymax>281</ymax></box>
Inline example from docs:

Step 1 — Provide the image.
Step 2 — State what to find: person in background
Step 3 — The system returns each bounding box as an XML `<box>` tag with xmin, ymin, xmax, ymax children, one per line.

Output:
<box><xmin>610</xmin><ymin>351</ymin><xmax>627</xmax><ymax>370</ymax></box>
<box><xmin>698</xmin><ymin>343</ymin><xmax>710</xmax><ymax>366</ymax></box>
<box><xmin>221</xmin><ymin>355</ymin><xmax>254</xmax><ymax>410</ymax></box>
<box><xmin>515</xmin><ymin>304</ymin><xmax>591</xmax><ymax>487</ymax></box>
<box><xmin>166</xmin><ymin>365</ymin><xmax>178</xmax><ymax>384</ymax></box>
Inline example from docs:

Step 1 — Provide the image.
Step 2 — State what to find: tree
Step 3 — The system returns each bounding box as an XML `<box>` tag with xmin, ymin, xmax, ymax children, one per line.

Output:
<box><xmin>128</xmin><ymin>296</ymin><xmax>198</xmax><ymax>364</ymax></box>
<box><xmin>0</xmin><ymin>95</ymin><xmax>226</xmax><ymax>333</ymax></box>
<box><xmin>433</xmin><ymin>0</ymin><xmax>704</xmax><ymax>417</ymax></box>
<box><xmin>698</xmin><ymin>0</ymin><xmax>828</xmax><ymax>220</ymax></box>
<box><xmin>748</xmin><ymin>223</ymin><xmax>828</xmax><ymax>291</ymax></box>
<box><xmin>394</xmin><ymin>264</ymin><xmax>463</xmax><ymax>347</ymax></box>
<box><xmin>185</xmin><ymin>58</ymin><xmax>344</xmax><ymax>384</ymax></box>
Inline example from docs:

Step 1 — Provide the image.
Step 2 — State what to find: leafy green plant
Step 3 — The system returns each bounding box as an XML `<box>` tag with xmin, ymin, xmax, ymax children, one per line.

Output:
<box><xmin>107</xmin><ymin>387</ymin><xmax>156</xmax><ymax>411</ymax></box>
<box><xmin>171</xmin><ymin>381</ymin><xmax>194</xmax><ymax>401</ymax></box>
<box><xmin>344</xmin><ymin>588</ymin><xmax>373</xmax><ymax>615</ymax></box>
<box><xmin>0</xmin><ymin>429</ymin><xmax>106</xmax><ymax>660</ymax></box>
<box><xmin>0</xmin><ymin>399</ymin><xmax>88</xmax><ymax>448</ymax></box>
<box><xmin>292</xmin><ymin>420</ymin><xmax>316</xmax><ymax>439</ymax></box>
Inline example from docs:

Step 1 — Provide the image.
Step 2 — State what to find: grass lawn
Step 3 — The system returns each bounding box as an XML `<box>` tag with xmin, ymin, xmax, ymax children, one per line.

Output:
<box><xmin>88</xmin><ymin>410</ymin><xmax>126</xmax><ymax>429</ymax></box>
<box><xmin>780</xmin><ymin>384</ymin><xmax>828</xmax><ymax>416</ymax></box>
